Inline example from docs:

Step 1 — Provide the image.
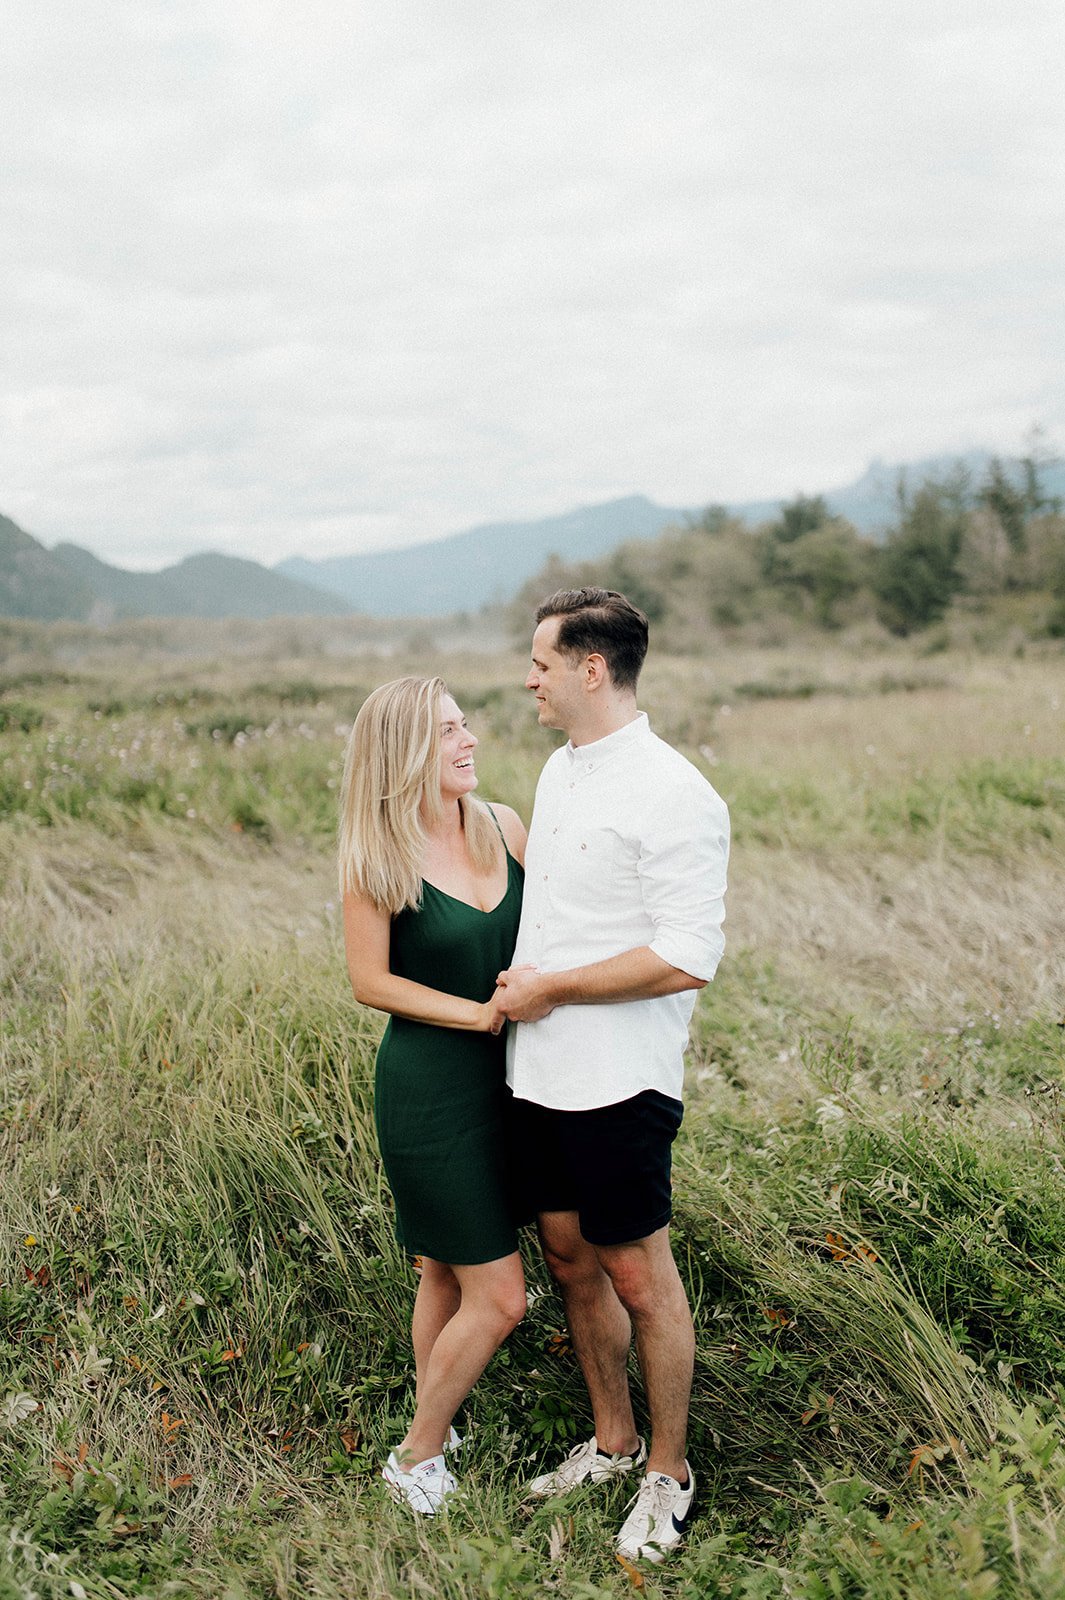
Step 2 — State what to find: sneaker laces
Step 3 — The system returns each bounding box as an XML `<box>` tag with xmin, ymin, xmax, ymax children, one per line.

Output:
<box><xmin>550</xmin><ymin>1437</ymin><xmax>604</xmax><ymax>1489</ymax></box>
<box><xmin>623</xmin><ymin>1473</ymin><xmax>677</xmax><ymax>1540</ymax></box>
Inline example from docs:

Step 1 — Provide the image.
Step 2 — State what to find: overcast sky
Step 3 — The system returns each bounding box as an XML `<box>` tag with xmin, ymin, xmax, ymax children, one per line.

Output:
<box><xmin>2</xmin><ymin>1</ymin><xmax>1063</xmax><ymax>570</ymax></box>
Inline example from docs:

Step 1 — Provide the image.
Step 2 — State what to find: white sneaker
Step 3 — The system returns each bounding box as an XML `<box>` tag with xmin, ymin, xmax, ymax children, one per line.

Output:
<box><xmin>526</xmin><ymin>1434</ymin><xmax>647</xmax><ymax>1498</ymax></box>
<box><xmin>382</xmin><ymin>1450</ymin><xmax>457</xmax><ymax>1515</ymax></box>
<box><xmin>615</xmin><ymin>1463</ymin><xmax>696</xmax><ymax>1563</ymax></box>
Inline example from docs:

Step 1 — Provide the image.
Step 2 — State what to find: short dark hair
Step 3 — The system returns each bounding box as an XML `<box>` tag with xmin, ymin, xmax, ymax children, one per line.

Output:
<box><xmin>535</xmin><ymin>587</ymin><xmax>649</xmax><ymax>691</ymax></box>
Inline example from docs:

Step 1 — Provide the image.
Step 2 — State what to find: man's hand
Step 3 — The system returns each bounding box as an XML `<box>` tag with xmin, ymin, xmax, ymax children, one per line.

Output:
<box><xmin>495</xmin><ymin>964</ymin><xmax>556</xmax><ymax>1024</ymax></box>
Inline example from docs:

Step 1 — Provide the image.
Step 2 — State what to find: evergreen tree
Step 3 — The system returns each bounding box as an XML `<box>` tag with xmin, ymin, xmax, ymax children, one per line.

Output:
<box><xmin>977</xmin><ymin>458</ymin><xmax>1029</xmax><ymax>553</ymax></box>
<box><xmin>874</xmin><ymin>482</ymin><xmax>966</xmax><ymax>634</ymax></box>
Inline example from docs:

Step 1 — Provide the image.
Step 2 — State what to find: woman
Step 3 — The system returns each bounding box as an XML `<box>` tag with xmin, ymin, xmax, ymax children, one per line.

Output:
<box><xmin>339</xmin><ymin>676</ymin><xmax>527</xmax><ymax>1515</ymax></box>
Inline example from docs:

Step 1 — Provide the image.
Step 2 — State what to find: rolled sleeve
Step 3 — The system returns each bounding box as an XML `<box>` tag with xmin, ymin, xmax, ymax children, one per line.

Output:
<box><xmin>640</xmin><ymin>784</ymin><xmax>730</xmax><ymax>982</ymax></box>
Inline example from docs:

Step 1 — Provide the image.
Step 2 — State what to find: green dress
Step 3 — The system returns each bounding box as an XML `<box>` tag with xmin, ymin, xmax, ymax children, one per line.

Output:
<box><xmin>374</xmin><ymin>841</ymin><xmax>523</xmax><ymax>1265</ymax></box>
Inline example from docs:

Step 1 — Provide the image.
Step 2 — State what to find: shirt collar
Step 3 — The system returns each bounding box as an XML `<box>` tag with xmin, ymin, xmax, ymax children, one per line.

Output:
<box><xmin>565</xmin><ymin>711</ymin><xmax>649</xmax><ymax>770</ymax></box>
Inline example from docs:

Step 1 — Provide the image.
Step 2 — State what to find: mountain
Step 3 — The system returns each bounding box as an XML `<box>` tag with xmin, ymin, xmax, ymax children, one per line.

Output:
<box><xmin>0</xmin><ymin>517</ymin><xmax>353</xmax><ymax>623</ymax></box>
<box><xmin>7</xmin><ymin>450</ymin><xmax>1063</xmax><ymax>625</ymax></box>
<box><xmin>820</xmin><ymin>450</ymin><xmax>996</xmax><ymax>532</ymax></box>
<box><xmin>278</xmin><ymin>453</ymin><xmax>1065</xmax><ymax>617</ymax></box>
<box><xmin>50</xmin><ymin>543</ymin><xmax>352</xmax><ymax>620</ymax></box>
<box><xmin>0</xmin><ymin>513</ymin><xmax>96</xmax><ymax>621</ymax></box>
<box><xmin>277</xmin><ymin>494</ymin><xmax>690</xmax><ymax>617</ymax></box>
<box><xmin>738</xmin><ymin>450</ymin><xmax>1065</xmax><ymax>534</ymax></box>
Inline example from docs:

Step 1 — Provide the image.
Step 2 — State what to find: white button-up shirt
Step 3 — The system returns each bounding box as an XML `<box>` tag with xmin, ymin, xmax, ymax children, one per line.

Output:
<box><xmin>506</xmin><ymin>713</ymin><xmax>729</xmax><ymax>1111</ymax></box>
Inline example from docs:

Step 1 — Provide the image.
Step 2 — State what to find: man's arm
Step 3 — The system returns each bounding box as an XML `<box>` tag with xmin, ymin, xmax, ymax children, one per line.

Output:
<box><xmin>499</xmin><ymin>768</ymin><xmax>729</xmax><ymax>1025</ymax></box>
<box><xmin>496</xmin><ymin>946</ymin><xmax>703</xmax><ymax>1024</ymax></box>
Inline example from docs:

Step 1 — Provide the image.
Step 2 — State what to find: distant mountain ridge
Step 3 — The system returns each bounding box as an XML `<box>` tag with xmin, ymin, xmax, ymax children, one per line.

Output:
<box><xmin>277</xmin><ymin>495</ymin><xmax>690</xmax><ymax>617</ymax></box>
<box><xmin>4</xmin><ymin>449</ymin><xmax>1062</xmax><ymax>623</ymax></box>
<box><xmin>280</xmin><ymin>449</ymin><xmax>1065</xmax><ymax>616</ymax></box>
<box><xmin>2</xmin><ymin>514</ymin><xmax>92</xmax><ymax>622</ymax></box>
<box><xmin>0</xmin><ymin>516</ymin><xmax>351</xmax><ymax>623</ymax></box>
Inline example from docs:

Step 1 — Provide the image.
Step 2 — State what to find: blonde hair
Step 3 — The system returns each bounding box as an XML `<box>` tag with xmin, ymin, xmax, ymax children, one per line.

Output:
<box><xmin>338</xmin><ymin>675</ymin><xmax>499</xmax><ymax>913</ymax></box>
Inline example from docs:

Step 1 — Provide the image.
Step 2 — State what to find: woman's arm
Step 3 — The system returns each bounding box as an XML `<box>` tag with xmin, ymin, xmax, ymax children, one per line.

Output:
<box><xmin>489</xmin><ymin>802</ymin><xmax>528</xmax><ymax>867</ymax></box>
<box><xmin>343</xmin><ymin>890</ymin><xmax>505</xmax><ymax>1032</ymax></box>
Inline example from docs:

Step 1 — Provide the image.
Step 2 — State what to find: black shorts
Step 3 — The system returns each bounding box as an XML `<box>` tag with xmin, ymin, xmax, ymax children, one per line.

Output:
<box><xmin>506</xmin><ymin>1088</ymin><xmax>683</xmax><ymax>1247</ymax></box>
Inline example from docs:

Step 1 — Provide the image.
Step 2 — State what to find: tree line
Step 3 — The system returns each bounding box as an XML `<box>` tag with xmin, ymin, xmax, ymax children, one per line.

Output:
<box><xmin>510</xmin><ymin>449</ymin><xmax>1065</xmax><ymax>643</ymax></box>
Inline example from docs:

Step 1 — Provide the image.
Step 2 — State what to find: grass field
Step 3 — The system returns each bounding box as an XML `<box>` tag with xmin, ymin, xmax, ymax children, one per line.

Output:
<box><xmin>1</xmin><ymin>620</ymin><xmax>1063</xmax><ymax>1599</ymax></box>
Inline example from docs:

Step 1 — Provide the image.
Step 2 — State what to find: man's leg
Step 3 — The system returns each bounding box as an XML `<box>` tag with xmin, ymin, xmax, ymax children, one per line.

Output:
<box><xmin>537</xmin><ymin>1209</ymin><xmax>641</xmax><ymax>1456</ymax></box>
<box><xmin>594</xmin><ymin>1224</ymin><xmax>693</xmax><ymax>1482</ymax></box>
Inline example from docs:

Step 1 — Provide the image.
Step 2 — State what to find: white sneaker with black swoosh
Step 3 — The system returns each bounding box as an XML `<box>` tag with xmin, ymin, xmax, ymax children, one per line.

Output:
<box><xmin>615</xmin><ymin>1462</ymin><xmax>695</xmax><ymax>1563</ymax></box>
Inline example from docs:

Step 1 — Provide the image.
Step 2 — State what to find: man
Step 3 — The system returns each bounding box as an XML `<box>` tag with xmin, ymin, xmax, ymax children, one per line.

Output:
<box><xmin>496</xmin><ymin>586</ymin><xmax>729</xmax><ymax>1565</ymax></box>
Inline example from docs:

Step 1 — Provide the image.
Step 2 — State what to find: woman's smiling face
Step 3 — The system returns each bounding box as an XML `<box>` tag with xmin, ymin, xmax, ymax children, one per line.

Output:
<box><xmin>437</xmin><ymin>693</ymin><xmax>478</xmax><ymax>801</ymax></box>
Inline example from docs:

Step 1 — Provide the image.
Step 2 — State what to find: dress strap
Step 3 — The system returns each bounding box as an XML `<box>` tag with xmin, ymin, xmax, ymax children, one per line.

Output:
<box><xmin>484</xmin><ymin>803</ymin><xmax>507</xmax><ymax>848</ymax></box>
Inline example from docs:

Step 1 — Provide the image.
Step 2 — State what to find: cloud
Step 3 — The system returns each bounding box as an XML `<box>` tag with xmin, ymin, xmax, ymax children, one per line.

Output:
<box><xmin>1</xmin><ymin>0</ymin><xmax>1063</xmax><ymax>566</ymax></box>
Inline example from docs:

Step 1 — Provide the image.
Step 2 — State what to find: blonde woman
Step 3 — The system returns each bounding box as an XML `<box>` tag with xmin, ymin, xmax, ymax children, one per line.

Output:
<box><xmin>339</xmin><ymin>676</ymin><xmax>527</xmax><ymax>1515</ymax></box>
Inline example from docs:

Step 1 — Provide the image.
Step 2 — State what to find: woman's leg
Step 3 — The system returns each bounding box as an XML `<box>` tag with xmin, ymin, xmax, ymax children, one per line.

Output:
<box><xmin>395</xmin><ymin>1251</ymin><xmax>525</xmax><ymax>1465</ymax></box>
<box><xmin>411</xmin><ymin>1257</ymin><xmax>461</xmax><ymax>1401</ymax></box>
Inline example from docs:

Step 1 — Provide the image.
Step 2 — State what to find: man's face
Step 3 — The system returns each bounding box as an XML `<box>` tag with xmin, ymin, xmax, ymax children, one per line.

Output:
<box><xmin>525</xmin><ymin>616</ymin><xmax>586</xmax><ymax>733</ymax></box>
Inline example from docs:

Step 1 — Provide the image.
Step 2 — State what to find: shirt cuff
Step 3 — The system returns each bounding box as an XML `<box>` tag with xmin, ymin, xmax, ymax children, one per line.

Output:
<box><xmin>649</xmin><ymin>928</ymin><xmax>724</xmax><ymax>983</ymax></box>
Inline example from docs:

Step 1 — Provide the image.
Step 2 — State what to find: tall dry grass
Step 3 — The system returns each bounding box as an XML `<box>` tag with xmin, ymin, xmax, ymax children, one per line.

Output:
<box><xmin>1</xmin><ymin>636</ymin><xmax>1063</xmax><ymax>1598</ymax></box>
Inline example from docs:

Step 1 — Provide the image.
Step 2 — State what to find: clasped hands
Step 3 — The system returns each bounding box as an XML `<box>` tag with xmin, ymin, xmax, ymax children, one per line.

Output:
<box><xmin>483</xmin><ymin>963</ymin><xmax>554</xmax><ymax>1034</ymax></box>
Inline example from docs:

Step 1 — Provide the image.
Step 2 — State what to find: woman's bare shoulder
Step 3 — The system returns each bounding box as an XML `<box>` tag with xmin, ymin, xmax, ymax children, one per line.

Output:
<box><xmin>486</xmin><ymin>802</ymin><xmax>527</xmax><ymax>862</ymax></box>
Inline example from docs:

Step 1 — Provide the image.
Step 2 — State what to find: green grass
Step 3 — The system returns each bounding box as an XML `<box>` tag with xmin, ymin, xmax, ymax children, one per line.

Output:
<box><xmin>2</xmin><ymin>643</ymin><xmax>1064</xmax><ymax>1598</ymax></box>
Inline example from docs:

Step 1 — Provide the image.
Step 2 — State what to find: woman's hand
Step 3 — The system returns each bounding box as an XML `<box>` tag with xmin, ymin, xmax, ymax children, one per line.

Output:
<box><xmin>482</xmin><ymin>985</ymin><xmax>510</xmax><ymax>1035</ymax></box>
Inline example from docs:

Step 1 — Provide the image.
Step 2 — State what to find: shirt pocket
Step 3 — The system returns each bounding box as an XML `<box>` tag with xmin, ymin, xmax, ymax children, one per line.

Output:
<box><xmin>559</xmin><ymin>825</ymin><xmax>633</xmax><ymax>900</ymax></box>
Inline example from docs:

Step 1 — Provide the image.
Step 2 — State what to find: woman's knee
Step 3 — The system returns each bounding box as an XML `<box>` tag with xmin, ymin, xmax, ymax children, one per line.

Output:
<box><xmin>470</xmin><ymin>1281</ymin><xmax>525</xmax><ymax>1342</ymax></box>
<box><xmin>458</xmin><ymin>1259</ymin><xmax>526</xmax><ymax>1336</ymax></box>
<box><xmin>496</xmin><ymin>1284</ymin><xmax>527</xmax><ymax>1334</ymax></box>
<box><xmin>496</xmin><ymin>1258</ymin><xmax>528</xmax><ymax>1332</ymax></box>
